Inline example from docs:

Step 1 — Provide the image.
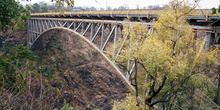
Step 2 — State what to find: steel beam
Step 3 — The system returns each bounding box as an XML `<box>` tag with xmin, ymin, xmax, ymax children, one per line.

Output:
<box><xmin>45</xmin><ymin>20</ymin><xmax>49</xmax><ymax>29</ymax></box>
<box><xmin>75</xmin><ymin>22</ymin><xmax>82</xmax><ymax>31</ymax></box>
<box><xmin>58</xmin><ymin>21</ymin><xmax>62</xmax><ymax>27</ymax></box>
<box><xmin>113</xmin><ymin>25</ymin><xmax>118</xmax><ymax>57</ymax></box>
<box><xmin>90</xmin><ymin>23</ymin><xmax>94</xmax><ymax>41</ymax></box>
<box><xmin>81</xmin><ymin>22</ymin><xmax>84</xmax><ymax>34</ymax></box>
<box><xmin>53</xmin><ymin>21</ymin><xmax>58</xmax><ymax>27</ymax></box>
<box><xmin>101</xmin><ymin>24</ymin><xmax>104</xmax><ymax>50</ymax></box>
<box><xmin>62</xmin><ymin>21</ymin><xmax>68</xmax><ymax>27</ymax></box>
<box><xmin>91</xmin><ymin>24</ymin><xmax>103</xmax><ymax>42</ymax></box>
<box><xmin>82</xmin><ymin>23</ymin><xmax>91</xmax><ymax>36</ymax></box>
<box><xmin>102</xmin><ymin>25</ymin><xmax>116</xmax><ymax>50</ymax></box>
<box><xmin>68</xmin><ymin>22</ymin><xmax>74</xmax><ymax>29</ymax></box>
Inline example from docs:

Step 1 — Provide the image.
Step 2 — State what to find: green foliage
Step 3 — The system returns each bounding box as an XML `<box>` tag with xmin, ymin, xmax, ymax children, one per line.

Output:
<box><xmin>0</xmin><ymin>0</ymin><xmax>31</xmax><ymax>33</ymax></box>
<box><xmin>52</xmin><ymin>58</ymin><xmax>63</xmax><ymax>72</ymax></box>
<box><xmin>30</xmin><ymin>0</ymin><xmax>74</xmax><ymax>13</ymax></box>
<box><xmin>49</xmin><ymin>41</ymin><xmax>65</xmax><ymax>54</ymax></box>
<box><xmin>92</xmin><ymin>104</ymin><xmax>104</xmax><ymax>110</ymax></box>
<box><xmin>77</xmin><ymin>51</ymin><xmax>85</xmax><ymax>59</ymax></box>
<box><xmin>40</xmin><ymin>3</ymin><xmax>48</xmax><ymax>13</ymax></box>
<box><xmin>42</xmin><ymin>50</ymin><xmax>50</xmax><ymax>56</ymax></box>
<box><xmin>56</xmin><ymin>87</ymin><xmax>61</xmax><ymax>95</ymax></box>
<box><xmin>0</xmin><ymin>0</ymin><xmax>74</xmax><ymax>33</ymax></box>
<box><xmin>52</xmin><ymin>74</ymin><xmax>58</xmax><ymax>81</ymax></box>
<box><xmin>50</xmin><ymin>42</ymin><xmax>56</xmax><ymax>53</ymax></box>
<box><xmin>92</xmin><ymin>51</ymin><xmax>98</xmax><ymax>57</ymax></box>
<box><xmin>58</xmin><ymin>43</ymin><xmax>65</xmax><ymax>52</ymax></box>
<box><xmin>0</xmin><ymin>45</ymin><xmax>35</xmax><ymax>90</ymax></box>
<box><xmin>71</xmin><ymin>51</ymin><xmax>87</xmax><ymax>60</ymax></box>
<box><xmin>32</xmin><ymin>3</ymin><xmax>40</xmax><ymax>13</ymax></box>
<box><xmin>111</xmin><ymin>0</ymin><xmax>219</xmax><ymax>109</ymax></box>
<box><xmin>38</xmin><ymin>65</ymin><xmax>52</xmax><ymax>78</ymax></box>
<box><xmin>113</xmin><ymin>94</ymin><xmax>145</xmax><ymax>110</ymax></box>
<box><xmin>54</xmin><ymin>99</ymin><xmax>75</xmax><ymax>110</ymax></box>
<box><xmin>72</xmin><ymin>52</ymin><xmax>77</xmax><ymax>59</ymax></box>
<box><xmin>51</xmin><ymin>0</ymin><xmax>74</xmax><ymax>7</ymax></box>
<box><xmin>212</xmin><ymin>7</ymin><xmax>220</xmax><ymax>15</ymax></box>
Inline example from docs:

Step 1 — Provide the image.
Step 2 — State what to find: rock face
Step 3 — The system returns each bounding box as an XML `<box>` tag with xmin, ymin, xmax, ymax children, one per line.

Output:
<box><xmin>32</xmin><ymin>29</ymin><xmax>130</xmax><ymax>109</ymax></box>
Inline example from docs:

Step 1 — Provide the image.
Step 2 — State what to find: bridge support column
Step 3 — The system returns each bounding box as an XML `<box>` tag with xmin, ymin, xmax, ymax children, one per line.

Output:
<box><xmin>90</xmin><ymin>23</ymin><xmax>94</xmax><ymax>41</ymax></box>
<box><xmin>113</xmin><ymin>25</ymin><xmax>118</xmax><ymax>56</ymax></box>
<box><xmin>81</xmin><ymin>22</ymin><xmax>84</xmax><ymax>34</ymax></box>
<box><xmin>35</xmin><ymin>19</ymin><xmax>39</xmax><ymax>38</ymax></box>
<box><xmin>101</xmin><ymin>24</ymin><xmax>104</xmax><ymax>51</ymax></box>
<box><xmin>45</xmin><ymin>20</ymin><xmax>49</xmax><ymax>29</ymax></box>
<box><xmin>27</xmin><ymin>19</ymin><xmax>31</xmax><ymax>47</ymax></box>
<box><xmin>74</xmin><ymin>22</ymin><xmax>76</xmax><ymax>30</ymax></box>
<box><xmin>30</xmin><ymin>20</ymin><xmax>33</xmax><ymax>45</ymax></box>
<box><xmin>205</xmin><ymin>32</ymin><xmax>211</xmax><ymax>52</ymax></box>
<box><xmin>126</xmin><ymin>60</ymin><xmax>130</xmax><ymax>80</ymax></box>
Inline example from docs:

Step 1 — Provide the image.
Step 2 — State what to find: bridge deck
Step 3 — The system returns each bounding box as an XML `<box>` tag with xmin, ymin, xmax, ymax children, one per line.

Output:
<box><xmin>31</xmin><ymin>9</ymin><xmax>219</xmax><ymax>21</ymax></box>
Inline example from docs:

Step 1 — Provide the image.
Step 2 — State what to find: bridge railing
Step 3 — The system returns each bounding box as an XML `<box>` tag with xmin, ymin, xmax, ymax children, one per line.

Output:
<box><xmin>31</xmin><ymin>9</ymin><xmax>219</xmax><ymax>17</ymax></box>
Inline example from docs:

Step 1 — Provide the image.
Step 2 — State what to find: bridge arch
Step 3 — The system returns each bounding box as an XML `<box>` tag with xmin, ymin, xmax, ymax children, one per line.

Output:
<box><xmin>31</xmin><ymin>27</ymin><xmax>133</xmax><ymax>90</ymax></box>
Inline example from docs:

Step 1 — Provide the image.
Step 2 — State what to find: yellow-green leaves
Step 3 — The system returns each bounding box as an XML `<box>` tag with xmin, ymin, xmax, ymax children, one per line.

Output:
<box><xmin>113</xmin><ymin>23</ymin><xmax>148</xmax><ymax>62</ymax></box>
<box><xmin>112</xmin><ymin>0</ymin><xmax>219</xmax><ymax>109</ymax></box>
<box><xmin>52</xmin><ymin>0</ymin><xmax>74</xmax><ymax>7</ymax></box>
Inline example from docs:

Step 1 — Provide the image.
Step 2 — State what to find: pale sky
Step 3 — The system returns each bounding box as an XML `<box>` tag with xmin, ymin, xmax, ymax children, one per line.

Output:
<box><xmin>20</xmin><ymin>0</ymin><xmax>219</xmax><ymax>9</ymax></box>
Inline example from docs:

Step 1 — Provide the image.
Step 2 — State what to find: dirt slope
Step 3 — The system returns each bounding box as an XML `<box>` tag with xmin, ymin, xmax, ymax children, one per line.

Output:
<box><xmin>32</xmin><ymin>29</ymin><xmax>130</xmax><ymax>109</ymax></box>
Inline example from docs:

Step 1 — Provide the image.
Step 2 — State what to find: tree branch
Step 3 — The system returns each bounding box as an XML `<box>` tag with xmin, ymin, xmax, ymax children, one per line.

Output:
<box><xmin>150</xmin><ymin>100</ymin><xmax>169</xmax><ymax>107</ymax></box>
<box><xmin>137</xmin><ymin>61</ymin><xmax>154</xmax><ymax>79</ymax></box>
<box><xmin>153</xmin><ymin>76</ymin><xmax>167</xmax><ymax>98</ymax></box>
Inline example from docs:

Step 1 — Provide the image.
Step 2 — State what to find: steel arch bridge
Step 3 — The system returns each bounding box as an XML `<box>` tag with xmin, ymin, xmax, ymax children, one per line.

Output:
<box><xmin>27</xmin><ymin>16</ymin><xmax>215</xmax><ymax>88</ymax></box>
<box><xmin>28</xmin><ymin>18</ymin><xmax>150</xmax><ymax>83</ymax></box>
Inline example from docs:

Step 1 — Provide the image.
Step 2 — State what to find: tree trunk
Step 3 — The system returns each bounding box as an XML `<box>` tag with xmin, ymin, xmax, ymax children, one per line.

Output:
<box><xmin>145</xmin><ymin>97</ymin><xmax>152</xmax><ymax>110</ymax></box>
<box><xmin>216</xmin><ymin>66</ymin><xmax>220</xmax><ymax>105</ymax></box>
<box><xmin>134</xmin><ymin>60</ymin><xmax>139</xmax><ymax>106</ymax></box>
<box><xmin>189</xmin><ymin>88</ymin><xmax>194</xmax><ymax>110</ymax></box>
<box><xmin>145</xmin><ymin>105</ymin><xmax>151</xmax><ymax>110</ymax></box>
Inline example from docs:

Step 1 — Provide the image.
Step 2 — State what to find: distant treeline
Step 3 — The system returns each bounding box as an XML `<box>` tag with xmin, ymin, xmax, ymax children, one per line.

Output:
<box><xmin>29</xmin><ymin>1</ymin><xmax>166</xmax><ymax>13</ymax></box>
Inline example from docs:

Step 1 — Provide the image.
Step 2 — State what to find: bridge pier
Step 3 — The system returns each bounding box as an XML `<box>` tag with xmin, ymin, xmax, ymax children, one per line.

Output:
<box><xmin>205</xmin><ymin>32</ymin><xmax>212</xmax><ymax>52</ymax></box>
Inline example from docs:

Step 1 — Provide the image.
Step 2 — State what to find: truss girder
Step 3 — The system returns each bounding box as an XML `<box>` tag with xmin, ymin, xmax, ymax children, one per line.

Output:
<box><xmin>27</xmin><ymin>18</ymin><xmax>127</xmax><ymax>54</ymax></box>
<box><xmin>28</xmin><ymin>18</ymin><xmax>154</xmax><ymax>81</ymax></box>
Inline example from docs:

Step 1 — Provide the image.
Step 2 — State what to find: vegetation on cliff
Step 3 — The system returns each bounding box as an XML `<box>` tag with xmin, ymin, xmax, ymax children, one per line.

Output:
<box><xmin>111</xmin><ymin>0</ymin><xmax>219</xmax><ymax>109</ymax></box>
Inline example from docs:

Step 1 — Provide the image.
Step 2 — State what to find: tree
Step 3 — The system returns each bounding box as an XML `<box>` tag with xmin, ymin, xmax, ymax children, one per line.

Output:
<box><xmin>212</xmin><ymin>7</ymin><xmax>220</xmax><ymax>15</ymax></box>
<box><xmin>147</xmin><ymin>5</ymin><xmax>165</xmax><ymax>9</ymax></box>
<box><xmin>27</xmin><ymin>0</ymin><xmax>74</xmax><ymax>8</ymax></box>
<box><xmin>0</xmin><ymin>45</ymin><xmax>35</xmax><ymax>90</ymax></box>
<box><xmin>106</xmin><ymin>6</ymin><xmax>112</xmax><ymax>10</ymax></box>
<box><xmin>48</xmin><ymin>3</ymin><xmax>57</xmax><ymax>11</ymax></box>
<box><xmin>32</xmin><ymin>3</ymin><xmax>40</xmax><ymax>13</ymax></box>
<box><xmin>118</xmin><ymin>5</ymin><xmax>129</xmax><ymax>10</ymax></box>
<box><xmin>0</xmin><ymin>0</ymin><xmax>74</xmax><ymax>34</ymax></box>
<box><xmin>90</xmin><ymin>6</ymin><xmax>97</xmax><ymax>11</ymax></box>
<box><xmin>40</xmin><ymin>3</ymin><xmax>48</xmax><ymax>12</ymax></box>
<box><xmin>0</xmin><ymin>0</ymin><xmax>31</xmax><ymax>33</ymax></box>
<box><xmin>51</xmin><ymin>0</ymin><xmax>74</xmax><ymax>8</ymax></box>
<box><xmin>112</xmin><ymin>0</ymin><xmax>219</xmax><ymax>109</ymax></box>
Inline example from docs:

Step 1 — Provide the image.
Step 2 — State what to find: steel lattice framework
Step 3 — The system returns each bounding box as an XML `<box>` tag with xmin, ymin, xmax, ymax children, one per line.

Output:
<box><xmin>27</xmin><ymin>17</ymin><xmax>214</xmax><ymax>82</ymax></box>
<box><xmin>28</xmin><ymin>18</ymin><xmax>153</xmax><ymax>81</ymax></box>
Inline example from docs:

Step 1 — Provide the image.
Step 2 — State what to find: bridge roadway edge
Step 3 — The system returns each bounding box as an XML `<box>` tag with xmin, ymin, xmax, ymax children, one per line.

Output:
<box><xmin>30</xmin><ymin>27</ymin><xmax>135</xmax><ymax>92</ymax></box>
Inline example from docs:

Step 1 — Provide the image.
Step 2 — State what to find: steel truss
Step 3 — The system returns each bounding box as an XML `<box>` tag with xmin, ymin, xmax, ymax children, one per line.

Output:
<box><xmin>27</xmin><ymin>18</ymin><xmax>212</xmax><ymax>82</ymax></box>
